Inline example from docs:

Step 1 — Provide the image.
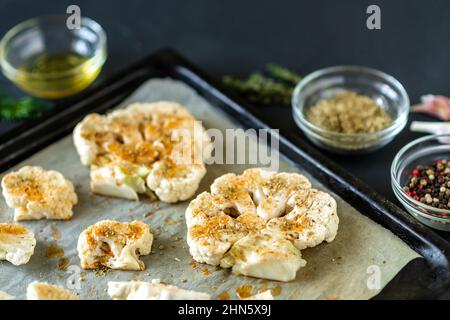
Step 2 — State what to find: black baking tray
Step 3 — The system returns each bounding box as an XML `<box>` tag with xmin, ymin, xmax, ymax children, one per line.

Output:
<box><xmin>0</xmin><ymin>48</ymin><xmax>449</xmax><ymax>299</ymax></box>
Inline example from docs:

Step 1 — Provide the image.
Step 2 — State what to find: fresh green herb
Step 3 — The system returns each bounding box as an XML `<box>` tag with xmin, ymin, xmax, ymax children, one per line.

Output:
<box><xmin>0</xmin><ymin>91</ymin><xmax>47</xmax><ymax>120</ymax></box>
<box><xmin>266</xmin><ymin>64</ymin><xmax>302</xmax><ymax>85</ymax></box>
<box><xmin>223</xmin><ymin>64</ymin><xmax>302</xmax><ymax>106</ymax></box>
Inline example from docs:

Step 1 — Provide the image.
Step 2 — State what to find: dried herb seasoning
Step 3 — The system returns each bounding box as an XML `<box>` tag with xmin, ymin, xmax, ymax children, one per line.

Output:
<box><xmin>222</xmin><ymin>64</ymin><xmax>302</xmax><ymax>106</ymax></box>
<box><xmin>306</xmin><ymin>91</ymin><xmax>393</xmax><ymax>134</ymax></box>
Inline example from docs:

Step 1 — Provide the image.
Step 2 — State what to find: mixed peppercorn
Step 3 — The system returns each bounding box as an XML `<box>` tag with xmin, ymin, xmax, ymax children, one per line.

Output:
<box><xmin>404</xmin><ymin>160</ymin><xmax>450</xmax><ymax>210</ymax></box>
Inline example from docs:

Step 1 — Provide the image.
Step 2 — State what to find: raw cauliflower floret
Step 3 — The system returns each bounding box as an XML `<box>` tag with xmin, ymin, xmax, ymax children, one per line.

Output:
<box><xmin>73</xmin><ymin>101</ymin><xmax>211</xmax><ymax>203</ymax></box>
<box><xmin>107</xmin><ymin>279</ymin><xmax>211</xmax><ymax>300</ymax></box>
<box><xmin>0</xmin><ymin>223</ymin><xmax>36</xmax><ymax>265</ymax></box>
<box><xmin>186</xmin><ymin>192</ymin><xmax>265</xmax><ymax>265</ymax></box>
<box><xmin>0</xmin><ymin>291</ymin><xmax>14</xmax><ymax>300</ymax></box>
<box><xmin>146</xmin><ymin>161</ymin><xmax>206</xmax><ymax>203</ymax></box>
<box><xmin>1</xmin><ymin>166</ymin><xmax>78</xmax><ymax>221</ymax></box>
<box><xmin>27</xmin><ymin>281</ymin><xmax>79</xmax><ymax>300</ymax></box>
<box><xmin>220</xmin><ymin>232</ymin><xmax>306</xmax><ymax>282</ymax></box>
<box><xmin>266</xmin><ymin>188</ymin><xmax>339</xmax><ymax>250</ymax></box>
<box><xmin>77</xmin><ymin>220</ymin><xmax>153</xmax><ymax>270</ymax></box>
<box><xmin>186</xmin><ymin>168</ymin><xmax>338</xmax><ymax>282</ymax></box>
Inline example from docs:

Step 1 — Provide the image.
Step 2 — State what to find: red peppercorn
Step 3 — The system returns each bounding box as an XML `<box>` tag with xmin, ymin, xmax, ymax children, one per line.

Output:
<box><xmin>412</xmin><ymin>169</ymin><xmax>420</xmax><ymax>176</ymax></box>
<box><xmin>437</xmin><ymin>160</ymin><xmax>442</xmax><ymax>165</ymax></box>
<box><xmin>441</xmin><ymin>172</ymin><xmax>445</xmax><ymax>176</ymax></box>
<box><xmin>407</xmin><ymin>191</ymin><xmax>413</xmax><ymax>196</ymax></box>
<box><xmin>418</xmin><ymin>185</ymin><xmax>423</xmax><ymax>190</ymax></box>
<box><xmin>413</xmin><ymin>195</ymin><xmax>420</xmax><ymax>201</ymax></box>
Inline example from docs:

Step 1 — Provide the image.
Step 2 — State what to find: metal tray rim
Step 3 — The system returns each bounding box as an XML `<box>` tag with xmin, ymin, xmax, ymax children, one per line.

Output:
<box><xmin>0</xmin><ymin>48</ymin><xmax>449</xmax><ymax>298</ymax></box>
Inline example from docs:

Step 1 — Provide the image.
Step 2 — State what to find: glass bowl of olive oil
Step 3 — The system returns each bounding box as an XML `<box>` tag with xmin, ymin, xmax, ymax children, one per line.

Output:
<box><xmin>0</xmin><ymin>15</ymin><xmax>107</xmax><ymax>99</ymax></box>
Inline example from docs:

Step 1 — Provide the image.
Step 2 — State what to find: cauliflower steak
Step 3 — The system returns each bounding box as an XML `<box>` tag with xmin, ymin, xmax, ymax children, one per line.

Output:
<box><xmin>73</xmin><ymin>101</ymin><xmax>211</xmax><ymax>202</ymax></box>
<box><xmin>108</xmin><ymin>279</ymin><xmax>211</xmax><ymax>300</ymax></box>
<box><xmin>0</xmin><ymin>223</ymin><xmax>36</xmax><ymax>266</ymax></box>
<box><xmin>186</xmin><ymin>168</ymin><xmax>339</xmax><ymax>282</ymax></box>
<box><xmin>27</xmin><ymin>281</ymin><xmax>79</xmax><ymax>300</ymax></box>
<box><xmin>1</xmin><ymin>166</ymin><xmax>77</xmax><ymax>221</ymax></box>
<box><xmin>77</xmin><ymin>220</ymin><xmax>153</xmax><ymax>270</ymax></box>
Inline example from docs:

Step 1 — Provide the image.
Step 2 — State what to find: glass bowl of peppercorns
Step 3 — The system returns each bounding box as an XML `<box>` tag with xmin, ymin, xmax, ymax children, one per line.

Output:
<box><xmin>391</xmin><ymin>134</ymin><xmax>450</xmax><ymax>231</ymax></box>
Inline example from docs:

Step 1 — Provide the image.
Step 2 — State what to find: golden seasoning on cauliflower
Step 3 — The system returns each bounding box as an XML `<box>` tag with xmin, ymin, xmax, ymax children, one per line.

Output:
<box><xmin>107</xmin><ymin>279</ymin><xmax>211</xmax><ymax>300</ymax></box>
<box><xmin>73</xmin><ymin>101</ymin><xmax>212</xmax><ymax>203</ymax></box>
<box><xmin>77</xmin><ymin>220</ymin><xmax>153</xmax><ymax>271</ymax></box>
<box><xmin>1</xmin><ymin>166</ymin><xmax>78</xmax><ymax>221</ymax></box>
<box><xmin>186</xmin><ymin>168</ymin><xmax>339</xmax><ymax>282</ymax></box>
<box><xmin>27</xmin><ymin>281</ymin><xmax>79</xmax><ymax>300</ymax></box>
<box><xmin>220</xmin><ymin>232</ymin><xmax>306</xmax><ymax>282</ymax></box>
<box><xmin>0</xmin><ymin>223</ymin><xmax>36</xmax><ymax>266</ymax></box>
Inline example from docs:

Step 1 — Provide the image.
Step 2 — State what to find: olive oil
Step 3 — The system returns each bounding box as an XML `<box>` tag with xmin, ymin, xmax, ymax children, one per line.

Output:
<box><xmin>15</xmin><ymin>52</ymin><xmax>102</xmax><ymax>99</ymax></box>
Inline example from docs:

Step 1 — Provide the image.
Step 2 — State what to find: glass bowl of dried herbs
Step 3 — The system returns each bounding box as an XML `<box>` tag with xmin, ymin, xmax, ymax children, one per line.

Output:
<box><xmin>292</xmin><ymin>66</ymin><xmax>409</xmax><ymax>154</ymax></box>
<box><xmin>391</xmin><ymin>134</ymin><xmax>450</xmax><ymax>231</ymax></box>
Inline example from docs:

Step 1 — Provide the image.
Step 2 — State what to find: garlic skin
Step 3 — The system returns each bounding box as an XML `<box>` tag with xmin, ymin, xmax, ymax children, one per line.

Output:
<box><xmin>411</xmin><ymin>95</ymin><xmax>450</xmax><ymax>121</ymax></box>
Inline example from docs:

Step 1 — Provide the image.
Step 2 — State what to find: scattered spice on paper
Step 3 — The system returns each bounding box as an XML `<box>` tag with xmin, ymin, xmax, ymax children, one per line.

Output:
<box><xmin>218</xmin><ymin>291</ymin><xmax>230</xmax><ymax>300</ymax></box>
<box><xmin>236</xmin><ymin>284</ymin><xmax>254</xmax><ymax>299</ymax></box>
<box><xmin>46</xmin><ymin>242</ymin><xmax>64</xmax><ymax>259</ymax></box>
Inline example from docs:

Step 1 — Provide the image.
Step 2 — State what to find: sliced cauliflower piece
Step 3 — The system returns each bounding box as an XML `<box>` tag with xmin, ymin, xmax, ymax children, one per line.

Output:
<box><xmin>27</xmin><ymin>281</ymin><xmax>79</xmax><ymax>300</ymax></box>
<box><xmin>266</xmin><ymin>189</ymin><xmax>338</xmax><ymax>250</ymax></box>
<box><xmin>241</xmin><ymin>290</ymin><xmax>274</xmax><ymax>300</ymax></box>
<box><xmin>108</xmin><ymin>279</ymin><xmax>211</xmax><ymax>300</ymax></box>
<box><xmin>1</xmin><ymin>166</ymin><xmax>78</xmax><ymax>221</ymax></box>
<box><xmin>146</xmin><ymin>161</ymin><xmax>206</xmax><ymax>203</ymax></box>
<box><xmin>73</xmin><ymin>101</ymin><xmax>211</xmax><ymax>203</ymax></box>
<box><xmin>73</xmin><ymin>113</ymin><xmax>109</xmax><ymax>166</ymax></box>
<box><xmin>90</xmin><ymin>165</ymin><xmax>145</xmax><ymax>200</ymax></box>
<box><xmin>0</xmin><ymin>223</ymin><xmax>36</xmax><ymax>265</ymax></box>
<box><xmin>220</xmin><ymin>232</ymin><xmax>306</xmax><ymax>282</ymax></box>
<box><xmin>0</xmin><ymin>291</ymin><xmax>14</xmax><ymax>300</ymax></box>
<box><xmin>186</xmin><ymin>168</ymin><xmax>338</xmax><ymax>282</ymax></box>
<box><xmin>77</xmin><ymin>220</ymin><xmax>153</xmax><ymax>270</ymax></box>
<box><xmin>186</xmin><ymin>192</ymin><xmax>264</xmax><ymax>266</ymax></box>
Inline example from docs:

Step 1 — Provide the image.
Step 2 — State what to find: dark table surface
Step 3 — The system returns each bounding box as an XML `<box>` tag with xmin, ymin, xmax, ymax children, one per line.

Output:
<box><xmin>1</xmin><ymin>0</ymin><xmax>450</xmax><ymax>238</ymax></box>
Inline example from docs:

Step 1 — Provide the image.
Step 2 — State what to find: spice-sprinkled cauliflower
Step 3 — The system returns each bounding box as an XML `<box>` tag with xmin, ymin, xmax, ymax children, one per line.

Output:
<box><xmin>77</xmin><ymin>220</ymin><xmax>153</xmax><ymax>270</ymax></box>
<box><xmin>0</xmin><ymin>223</ymin><xmax>36</xmax><ymax>265</ymax></box>
<box><xmin>73</xmin><ymin>101</ymin><xmax>211</xmax><ymax>202</ymax></box>
<box><xmin>186</xmin><ymin>168</ymin><xmax>338</xmax><ymax>282</ymax></box>
<box><xmin>27</xmin><ymin>282</ymin><xmax>79</xmax><ymax>300</ymax></box>
<box><xmin>1</xmin><ymin>166</ymin><xmax>78</xmax><ymax>221</ymax></box>
<box><xmin>107</xmin><ymin>279</ymin><xmax>211</xmax><ymax>300</ymax></box>
<box><xmin>220</xmin><ymin>233</ymin><xmax>306</xmax><ymax>282</ymax></box>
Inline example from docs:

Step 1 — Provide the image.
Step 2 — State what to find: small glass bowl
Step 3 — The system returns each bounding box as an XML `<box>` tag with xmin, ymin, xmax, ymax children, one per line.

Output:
<box><xmin>391</xmin><ymin>134</ymin><xmax>450</xmax><ymax>231</ymax></box>
<box><xmin>292</xmin><ymin>66</ymin><xmax>409</xmax><ymax>154</ymax></box>
<box><xmin>0</xmin><ymin>15</ymin><xmax>107</xmax><ymax>99</ymax></box>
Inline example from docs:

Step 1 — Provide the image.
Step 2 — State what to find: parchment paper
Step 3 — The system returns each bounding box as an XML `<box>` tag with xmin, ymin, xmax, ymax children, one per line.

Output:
<box><xmin>0</xmin><ymin>79</ymin><xmax>420</xmax><ymax>300</ymax></box>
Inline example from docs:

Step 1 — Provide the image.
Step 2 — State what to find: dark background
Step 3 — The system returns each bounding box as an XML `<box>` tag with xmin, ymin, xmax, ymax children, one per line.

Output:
<box><xmin>0</xmin><ymin>0</ymin><xmax>449</xmax><ymax>234</ymax></box>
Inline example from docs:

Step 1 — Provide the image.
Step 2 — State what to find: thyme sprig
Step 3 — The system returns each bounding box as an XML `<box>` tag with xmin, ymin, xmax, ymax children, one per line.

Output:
<box><xmin>0</xmin><ymin>91</ymin><xmax>47</xmax><ymax>121</ymax></box>
<box><xmin>223</xmin><ymin>64</ymin><xmax>302</xmax><ymax>106</ymax></box>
